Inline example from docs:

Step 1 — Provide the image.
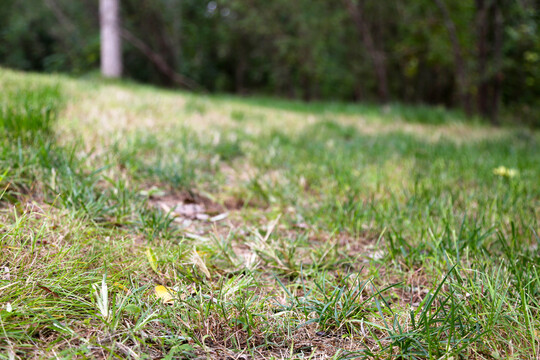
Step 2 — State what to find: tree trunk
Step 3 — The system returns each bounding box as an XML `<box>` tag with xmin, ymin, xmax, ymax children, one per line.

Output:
<box><xmin>475</xmin><ymin>0</ymin><xmax>503</xmax><ymax>124</ymax></box>
<box><xmin>100</xmin><ymin>0</ymin><xmax>122</xmax><ymax>78</ymax></box>
<box><xmin>235</xmin><ymin>49</ymin><xmax>247</xmax><ymax>94</ymax></box>
<box><xmin>434</xmin><ymin>0</ymin><xmax>472</xmax><ymax>115</ymax></box>
<box><xmin>344</xmin><ymin>0</ymin><xmax>389</xmax><ymax>103</ymax></box>
<box><xmin>475</xmin><ymin>0</ymin><xmax>489</xmax><ymax>119</ymax></box>
<box><xmin>491</xmin><ymin>0</ymin><xmax>503</xmax><ymax>125</ymax></box>
<box><xmin>166</xmin><ymin>0</ymin><xmax>182</xmax><ymax>71</ymax></box>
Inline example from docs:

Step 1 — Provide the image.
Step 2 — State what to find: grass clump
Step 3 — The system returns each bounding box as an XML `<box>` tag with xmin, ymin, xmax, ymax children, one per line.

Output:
<box><xmin>0</xmin><ymin>83</ymin><xmax>61</xmax><ymax>140</ymax></box>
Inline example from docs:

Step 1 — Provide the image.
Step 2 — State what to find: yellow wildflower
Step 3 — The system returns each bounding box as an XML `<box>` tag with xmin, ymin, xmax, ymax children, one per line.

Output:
<box><xmin>493</xmin><ymin>166</ymin><xmax>518</xmax><ymax>178</ymax></box>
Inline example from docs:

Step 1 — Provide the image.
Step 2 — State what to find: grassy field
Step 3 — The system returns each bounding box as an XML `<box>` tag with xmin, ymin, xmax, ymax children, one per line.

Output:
<box><xmin>0</xmin><ymin>68</ymin><xmax>539</xmax><ymax>359</ymax></box>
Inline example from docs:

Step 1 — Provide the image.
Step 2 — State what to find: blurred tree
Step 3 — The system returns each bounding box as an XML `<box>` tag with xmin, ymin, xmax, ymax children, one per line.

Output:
<box><xmin>475</xmin><ymin>0</ymin><xmax>504</xmax><ymax>124</ymax></box>
<box><xmin>434</xmin><ymin>0</ymin><xmax>472</xmax><ymax>115</ymax></box>
<box><xmin>100</xmin><ymin>0</ymin><xmax>122</xmax><ymax>77</ymax></box>
<box><xmin>343</xmin><ymin>0</ymin><xmax>390</xmax><ymax>102</ymax></box>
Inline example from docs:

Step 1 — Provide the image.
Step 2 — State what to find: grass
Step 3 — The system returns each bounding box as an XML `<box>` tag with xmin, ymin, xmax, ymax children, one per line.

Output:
<box><xmin>0</xmin><ymin>67</ymin><xmax>539</xmax><ymax>359</ymax></box>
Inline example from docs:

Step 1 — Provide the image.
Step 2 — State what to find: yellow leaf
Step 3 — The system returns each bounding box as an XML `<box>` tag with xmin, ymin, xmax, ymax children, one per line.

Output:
<box><xmin>155</xmin><ymin>285</ymin><xmax>175</xmax><ymax>304</ymax></box>
<box><xmin>146</xmin><ymin>248</ymin><xmax>159</xmax><ymax>274</ymax></box>
<box><xmin>113</xmin><ymin>282</ymin><xmax>130</xmax><ymax>293</ymax></box>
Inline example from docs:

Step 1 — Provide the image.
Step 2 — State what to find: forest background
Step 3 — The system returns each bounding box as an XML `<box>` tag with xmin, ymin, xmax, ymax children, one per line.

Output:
<box><xmin>1</xmin><ymin>0</ymin><xmax>538</xmax><ymax>126</ymax></box>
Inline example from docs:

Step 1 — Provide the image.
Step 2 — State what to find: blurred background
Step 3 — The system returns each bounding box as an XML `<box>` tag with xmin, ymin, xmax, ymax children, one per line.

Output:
<box><xmin>0</xmin><ymin>0</ymin><xmax>538</xmax><ymax>126</ymax></box>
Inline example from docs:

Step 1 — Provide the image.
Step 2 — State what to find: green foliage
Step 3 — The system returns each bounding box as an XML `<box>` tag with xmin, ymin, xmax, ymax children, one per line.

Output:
<box><xmin>0</xmin><ymin>0</ymin><xmax>538</xmax><ymax>122</ymax></box>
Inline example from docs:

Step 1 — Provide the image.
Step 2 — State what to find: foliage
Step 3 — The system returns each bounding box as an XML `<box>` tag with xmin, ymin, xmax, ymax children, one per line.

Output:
<box><xmin>0</xmin><ymin>0</ymin><xmax>538</xmax><ymax>125</ymax></box>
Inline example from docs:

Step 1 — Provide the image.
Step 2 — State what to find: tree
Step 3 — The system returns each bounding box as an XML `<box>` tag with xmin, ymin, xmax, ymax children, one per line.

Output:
<box><xmin>475</xmin><ymin>0</ymin><xmax>504</xmax><ymax>124</ymax></box>
<box><xmin>433</xmin><ymin>0</ymin><xmax>472</xmax><ymax>115</ymax></box>
<box><xmin>343</xmin><ymin>0</ymin><xmax>390</xmax><ymax>102</ymax></box>
<box><xmin>100</xmin><ymin>0</ymin><xmax>122</xmax><ymax>78</ymax></box>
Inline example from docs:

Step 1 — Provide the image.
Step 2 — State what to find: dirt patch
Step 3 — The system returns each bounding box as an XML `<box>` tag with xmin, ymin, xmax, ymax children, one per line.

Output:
<box><xmin>150</xmin><ymin>190</ymin><xmax>225</xmax><ymax>219</ymax></box>
<box><xmin>190</xmin><ymin>324</ymin><xmax>374</xmax><ymax>360</ymax></box>
<box><xmin>224</xmin><ymin>196</ymin><xmax>246</xmax><ymax>210</ymax></box>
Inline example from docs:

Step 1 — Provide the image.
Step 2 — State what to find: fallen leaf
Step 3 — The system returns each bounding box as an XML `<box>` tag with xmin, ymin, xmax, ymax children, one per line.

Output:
<box><xmin>195</xmin><ymin>213</ymin><xmax>210</xmax><ymax>221</ymax></box>
<box><xmin>174</xmin><ymin>203</ymin><xmax>206</xmax><ymax>219</ymax></box>
<box><xmin>210</xmin><ymin>212</ymin><xmax>228</xmax><ymax>222</ymax></box>
<box><xmin>2</xmin><ymin>266</ymin><xmax>10</xmax><ymax>281</ymax></box>
<box><xmin>37</xmin><ymin>283</ymin><xmax>60</xmax><ymax>298</ymax></box>
<box><xmin>113</xmin><ymin>282</ymin><xmax>130</xmax><ymax>294</ymax></box>
<box><xmin>159</xmin><ymin>202</ymin><xmax>172</xmax><ymax>214</ymax></box>
<box><xmin>293</xmin><ymin>222</ymin><xmax>309</xmax><ymax>229</ymax></box>
<box><xmin>155</xmin><ymin>285</ymin><xmax>175</xmax><ymax>304</ymax></box>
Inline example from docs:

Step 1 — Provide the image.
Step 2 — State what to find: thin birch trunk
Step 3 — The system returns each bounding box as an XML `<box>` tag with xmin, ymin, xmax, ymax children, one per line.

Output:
<box><xmin>100</xmin><ymin>0</ymin><xmax>122</xmax><ymax>78</ymax></box>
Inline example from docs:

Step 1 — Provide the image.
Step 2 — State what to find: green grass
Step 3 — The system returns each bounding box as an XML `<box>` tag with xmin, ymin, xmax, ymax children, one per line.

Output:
<box><xmin>0</xmin><ymin>68</ymin><xmax>539</xmax><ymax>359</ymax></box>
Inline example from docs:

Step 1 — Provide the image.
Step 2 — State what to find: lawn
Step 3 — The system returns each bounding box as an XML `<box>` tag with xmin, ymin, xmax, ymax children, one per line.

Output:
<box><xmin>0</xmin><ymin>68</ymin><xmax>539</xmax><ymax>359</ymax></box>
